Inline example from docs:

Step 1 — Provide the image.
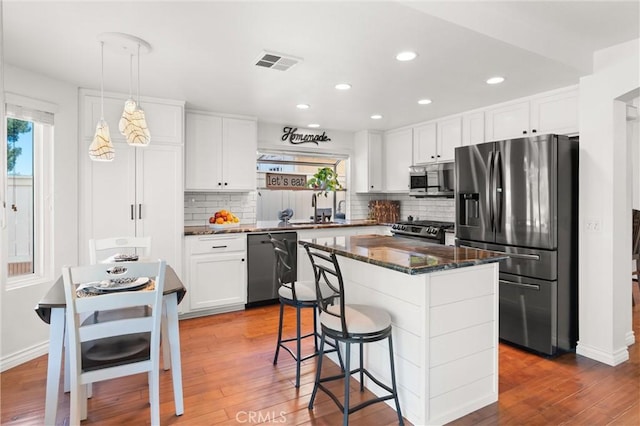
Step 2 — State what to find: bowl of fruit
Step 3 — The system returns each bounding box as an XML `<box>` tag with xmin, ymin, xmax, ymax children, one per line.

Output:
<box><xmin>208</xmin><ymin>209</ymin><xmax>241</xmax><ymax>229</ymax></box>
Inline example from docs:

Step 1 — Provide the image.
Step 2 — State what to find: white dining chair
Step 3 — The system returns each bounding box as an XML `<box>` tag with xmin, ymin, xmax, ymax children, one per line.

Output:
<box><xmin>89</xmin><ymin>236</ymin><xmax>152</xmax><ymax>264</ymax></box>
<box><xmin>62</xmin><ymin>260</ymin><xmax>166</xmax><ymax>425</ymax></box>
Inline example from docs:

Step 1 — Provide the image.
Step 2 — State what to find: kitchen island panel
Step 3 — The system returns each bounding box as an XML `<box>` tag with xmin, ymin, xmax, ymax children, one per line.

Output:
<box><xmin>300</xmin><ymin>236</ymin><xmax>500</xmax><ymax>425</ymax></box>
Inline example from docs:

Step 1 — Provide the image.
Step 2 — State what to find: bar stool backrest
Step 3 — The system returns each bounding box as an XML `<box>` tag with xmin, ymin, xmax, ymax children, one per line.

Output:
<box><xmin>269</xmin><ymin>235</ymin><xmax>296</xmax><ymax>286</ymax></box>
<box><xmin>303</xmin><ymin>244</ymin><xmax>348</xmax><ymax>338</ymax></box>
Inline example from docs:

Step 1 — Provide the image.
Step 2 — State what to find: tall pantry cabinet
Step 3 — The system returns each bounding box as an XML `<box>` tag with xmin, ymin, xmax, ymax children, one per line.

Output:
<box><xmin>79</xmin><ymin>89</ymin><xmax>185</xmax><ymax>277</ymax></box>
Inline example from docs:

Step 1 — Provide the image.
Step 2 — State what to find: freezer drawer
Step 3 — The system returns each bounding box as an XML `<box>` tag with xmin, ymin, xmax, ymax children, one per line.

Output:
<box><xmin>499</xmin><ymin>274</ymin><xmax>557</xmax><ymax>355</ymax></box>
<box><xmin>457</xmin><ymin>240</ymin><xmax>557</xmax><ymax>281</ymax></box>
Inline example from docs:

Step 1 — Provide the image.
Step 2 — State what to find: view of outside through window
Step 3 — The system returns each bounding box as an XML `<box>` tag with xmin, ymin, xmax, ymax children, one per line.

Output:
<box><xmin>6</xmin><ymin>117</ymin><xmax>34</xmax><ymax>277</ymax></box>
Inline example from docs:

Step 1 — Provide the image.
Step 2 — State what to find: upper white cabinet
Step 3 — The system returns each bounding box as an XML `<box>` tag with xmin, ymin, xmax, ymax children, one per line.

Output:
<box><xmin>484</xmin><ymin>86</ymin><xmax>579</xmax><ymax>142</ymax></box>
<box><xmin>530</xmin><ymin>89</ymin><xmax>579</xmax><ymax>136</ymax></box>
<box><xmin>79</xmin><ymin>90</ymin><xmax>185</xmax><ymax>277</ymax></box>
<box><xmin>412</xmin><ymin>122</ymin><xmax>437</xmax><ymax>164</ymax></box>
<box><xmin>353</xmin><ymin>130</ymin><xmax>383</xmax><ymax>192</ymax></box>
<box><xmin>185</xmin><ymin>111</ymin><xmax>257</xmax><ymax>192</ymax></box>
<box><xmin>462</xmin><ymin>111</ymin><xmax>485</xmax><ymax>146</ymax></box>
<box><xmin>413</xmin><ymin>116</ymin><xmax>461</xmax><ymax>164</ymax></box>
<box><xmin>436</xmin><ymin>116</ymin><xmax>462</xmax><ymax>162</ymax></box>
<box><xmin>383</xmin><ymin>127</ymin><xmax>412</xmax><ymax>192</ymax></box>
<box><xmin>484</xmin><ymin>100</ymin><xmax>531</xmax><ymax>141</ymax></box>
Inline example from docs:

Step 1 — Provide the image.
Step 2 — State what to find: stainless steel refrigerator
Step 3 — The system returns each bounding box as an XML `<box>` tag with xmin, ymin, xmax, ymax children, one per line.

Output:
<box><xmin>455</xmin><ymin>134</ymin><xmax>578</xmax><ymax>356</ymax></box>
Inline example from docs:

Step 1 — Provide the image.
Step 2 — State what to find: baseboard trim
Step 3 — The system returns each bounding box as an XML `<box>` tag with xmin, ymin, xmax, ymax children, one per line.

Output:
<box><xmin>0</xmin><ymin>341</ymin><xmax>49</xmax><ymax>373</ymax></box>
<box><xmin>576</xmin><ymin>341</ymin><xmax>629</xmax><ymax>366</ymax></box>
<box><xmin>625</xmin><ymin>330</ymin><xmax>636</xmax><ymax>347</ymax></box>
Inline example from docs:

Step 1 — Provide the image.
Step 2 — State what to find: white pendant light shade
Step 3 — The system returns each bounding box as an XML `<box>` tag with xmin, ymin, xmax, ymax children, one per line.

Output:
<box><xmin>90</xmin><ymin>41</ymin><xmax>114</xmax><ymax>161</ymax></box>
<box><xmin>124</xmin><ymin>106</ymin><xmax>151</xmax><ymax>146</ymax></box>
<box><xmin>88</xmin><ymin>119</ymin><xmax>115</xmax><ymax>161</ymax></box>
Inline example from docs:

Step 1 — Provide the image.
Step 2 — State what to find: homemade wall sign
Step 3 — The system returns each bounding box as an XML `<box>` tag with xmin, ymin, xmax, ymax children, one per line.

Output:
<box><xmin>265</xmin><ymin>173</ymin><xmax>308</xmax><ymax>190</ymax></box>
<box><xmin>282</xmin><ymin>126</ymin><xmax>331</xmax><ymax>145</ymax></box>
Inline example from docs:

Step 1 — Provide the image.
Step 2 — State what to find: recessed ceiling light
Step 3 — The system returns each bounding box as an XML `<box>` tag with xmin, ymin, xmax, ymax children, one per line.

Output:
<box><xmin>296</xmin><ymin>103</ymin><xmax>310</xmax><ymax>109</ymax></box>
<box><xmin>418</xmin><ymin>99</ymin><xmax>432</xmax><ymax>105</ymax></box>
<box><xmin>335</xmin><ymin>83</ymin><xmax>352</xmax><ymax>90</ymax></box>
<box><xmin>370</xmin><ymin>114</ymin><xmax>383</xmax><ymax>120</ymax></box>
<box><xmin>396</xmin><ymin>51</ymin><xmax>417</xmax><ymax>61</ymax></box>
<box><xmin>308</xmin><ymin>123</ymin><xmax>320</xmax><ymax>128</ymax></box>
<box><xmin>486</xmin><ymin>76</ymin><xmax>505</xmax><ymax>85</ymax></box>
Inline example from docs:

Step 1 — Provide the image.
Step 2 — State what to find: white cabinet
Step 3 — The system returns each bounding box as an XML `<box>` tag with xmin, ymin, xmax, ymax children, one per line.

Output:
<box><xmin>484</xmin><ymin>86</ymin><xmax>579</xmax><ymax>141</ymax></box>
<box><xmin>484</xmin><ymin>100</ymin><xmax>530</xmax><ymax>141</ymax></box>
<box><xmin>462</xmin><ymin>111</ymin><xmax>485</xmax><ymax>146</ymax></box>
<box><xmin>412</xmin><ymin>122</ymin><xmax>437</xmax><ymax>164</ymax></box>
<box><xmin>185</xmin><ymin>111</ymin><xmax>257</xmax><ymax>191</ymax></box>
<box><xmin>530</xmin><ymin>89</ymin><xmax>579</xmax><ymax>136</ymax></box>
<box><xmin>353</xmin><ymin>130</ymin><xmax>383</xmax><ymax>192</ymax></box>
<box><xmin>413</xmin><ymin>117</ymin><xmax>461</xmax><ymax>164</ymax></box>
<box><xmin>383</xmin><ymin>127</ymin><xmax>412</xmax><ymax>192</ymax></box>
<box><xmin>79</xmin><ymin>90</ymin><xmax>185</xmax><ymax>277</ymax></box>
<box><xmin>184</xmin><ymin>234</ymin><xmax>247</xmax><ymax>315</ymax></box>
<box><xmin>436</xmin><ymin>116</ymin><xmax>462</xmax><ymax>162</ymax></box>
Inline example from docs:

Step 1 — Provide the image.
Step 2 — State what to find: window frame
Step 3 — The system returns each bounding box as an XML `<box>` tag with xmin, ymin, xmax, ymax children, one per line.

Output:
<box><xmin>4</xmin><ymin>95</ymin><xmax>55</xmax><ymax>290</ymax></box>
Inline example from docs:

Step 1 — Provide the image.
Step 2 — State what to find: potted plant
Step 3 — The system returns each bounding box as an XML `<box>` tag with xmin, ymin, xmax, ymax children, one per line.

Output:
<box><xmin>307</xmin><ymin>167</ymin><xmax>342</xmax><ymax>196</ymax></box>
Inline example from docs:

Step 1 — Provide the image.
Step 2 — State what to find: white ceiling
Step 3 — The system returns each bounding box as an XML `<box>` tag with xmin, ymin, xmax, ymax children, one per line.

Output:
<box><xmin>3</xmin><ymin>1</ymin><xmax>639</xmax><ymax>132</ymax></box>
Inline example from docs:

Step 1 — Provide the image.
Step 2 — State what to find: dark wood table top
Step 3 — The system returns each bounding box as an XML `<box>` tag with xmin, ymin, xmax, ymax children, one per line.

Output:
<box><xmin>35</xmin><ymin>265</ymin><xmax>186</xmax><ymax>324</ymax></box>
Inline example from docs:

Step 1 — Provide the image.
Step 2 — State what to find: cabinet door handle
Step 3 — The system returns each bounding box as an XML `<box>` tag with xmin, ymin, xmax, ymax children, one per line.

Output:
<box><xmin>138</xmin><ymin>204</ymin><xmax>142</xmax><ymax>219</ymax></box>
<box><xmin>218</xmin><ymin>182</ymin><xmax>222</xmax><ymax>186</ymax></box>
<box><xmin>130</xmin><ymin>204</ymin><xmax>135</xmax><ymax>220</ymax></box>
<box><xmin>430</xmin><ymin>155</ymin><xmax>435</xmax><ymax>159</ymax></box>
<box><xmin>211</xmin><ymin>245</ymin><xmax>228</xmax><ymax>249</ymax></box>
<box><xmin>241</xmin><ymin>258</ymin><xmax>245</xmax><ymax>262</ymax></box>
<box><xmin>437</xmin><ymin>154</ymin><xmax>441</xmax><ymax>158</ymax></box>
<box><xmin>370</xmin><ymin>185</ymin><xmax>374</xmax><ymax>189</ymax></box>
<box><xmin>224</xmin><ymin>182</ymin><xmax>228</xmax><ymax>186</ymax></box>
<box><xmin>522</xmin><ymin>130</ymin><xmax>528</xmax><ymax>134</ymax></box>
<box><xmin>532</xmin><ymin>129</ymin><xmax>537</xmax><ymax>133</ymax></box>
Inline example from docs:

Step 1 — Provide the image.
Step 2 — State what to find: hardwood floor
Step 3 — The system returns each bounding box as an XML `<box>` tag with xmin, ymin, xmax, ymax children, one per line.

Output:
<box><xmin>2</xmin><ymin>284</ymin><xmax>639</xmax><ymax>426</ymax></box>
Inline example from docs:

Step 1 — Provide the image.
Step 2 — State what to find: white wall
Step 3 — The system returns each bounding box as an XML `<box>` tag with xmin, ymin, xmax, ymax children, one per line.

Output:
<box><xmin>1</xmin><ymin>65</ymin><xmax>79</xmax><ymax>369</ymax></box>
<box><xmin>576</xmin><ymin>38</ymin><xmax>639</xmax><ymax>366</ymax></box>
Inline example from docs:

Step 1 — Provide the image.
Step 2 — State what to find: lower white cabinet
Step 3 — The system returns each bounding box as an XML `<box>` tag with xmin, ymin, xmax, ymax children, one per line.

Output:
<box><xmin>183</xmin><ymin>234</ymin><xmax>247</xmax><ymax>315</ymax></box>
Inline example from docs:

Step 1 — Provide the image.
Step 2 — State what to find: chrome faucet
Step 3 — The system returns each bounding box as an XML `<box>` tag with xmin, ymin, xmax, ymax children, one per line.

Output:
<box><xmin>311</xmin><ymin>193</ymin><xmax>318</xmax><ymax>223</ymax></box>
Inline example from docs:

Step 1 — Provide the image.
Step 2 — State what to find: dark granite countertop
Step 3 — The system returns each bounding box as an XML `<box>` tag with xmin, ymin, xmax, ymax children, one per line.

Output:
<box><xmin>299</xmin><ymin>234</ymin><xmax>507</xmax><ymax>275</ymax></box>
<box><xmin>184</xmin><ymin>219</ymin><xmax>384</xmax><ymax>236</ymax></box>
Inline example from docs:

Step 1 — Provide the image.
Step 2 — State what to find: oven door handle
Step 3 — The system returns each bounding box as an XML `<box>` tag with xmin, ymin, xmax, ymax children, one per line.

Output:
<box><xmin>458</xmin><ymin>245</ymin><xmax>540</xmax><ymax>261</ymax></box>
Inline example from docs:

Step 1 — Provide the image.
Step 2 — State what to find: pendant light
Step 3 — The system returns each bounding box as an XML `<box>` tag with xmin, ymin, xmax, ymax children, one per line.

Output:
<box><xmin>88</xmin><ymin>41</ymin><xmax>115</xmax><ymax>161</ymax></box>
<box><xmin>124</xmin><ymin>42</ymin><xmax>150</xmax><ymax>146</ymax></box>
<box><xmin>118</xmin><ymin>53</ymin><xmax>137</xmax><ymax>138</ymax></box>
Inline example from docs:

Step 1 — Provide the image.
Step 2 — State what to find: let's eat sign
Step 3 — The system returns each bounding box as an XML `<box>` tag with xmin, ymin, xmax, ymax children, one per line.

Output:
<box><xmin>266</xmin><ymin>173</ymin><xmax>308</xmax><ymax>190</ymax></box>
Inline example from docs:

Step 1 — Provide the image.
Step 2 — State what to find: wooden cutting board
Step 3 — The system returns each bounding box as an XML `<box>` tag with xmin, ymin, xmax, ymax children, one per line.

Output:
<box><xmin>368</xmin><ymin>200</ymin><xmax>400</xmax><ymax>224</ymax></box>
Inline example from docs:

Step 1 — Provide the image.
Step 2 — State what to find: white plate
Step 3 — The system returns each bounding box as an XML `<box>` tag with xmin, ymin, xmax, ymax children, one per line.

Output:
<box><xmin>93</xmin><ymin>277</ymin><xmax>149</xmax><ymax>292</ymax></box>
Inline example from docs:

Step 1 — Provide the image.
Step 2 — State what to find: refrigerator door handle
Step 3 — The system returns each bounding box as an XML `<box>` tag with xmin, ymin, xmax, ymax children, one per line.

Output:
<box><xmin>499</xmin><ymin>279</ymin><xmax>541</xmax><ymax>291</ymax></box>
<box><xmin>458</xmin><ymin>245</ymin><xmax>541</xmax><ymax>261</ymax></box>
<box><xmin>493</xmin><ymin>150</ymin><xmax>503</xmax><ymax>233</ymax></box>
<box><xmin>487</xmin><ymin>151</ymin><xmax>495</xmax><ymax>232</ymax></box>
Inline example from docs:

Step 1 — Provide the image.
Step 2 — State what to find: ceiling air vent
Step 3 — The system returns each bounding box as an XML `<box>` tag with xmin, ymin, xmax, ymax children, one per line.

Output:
<box><xmin>255</xmin><ymin>51</ymin><xmax>302</xmax><ymax>71</ymax></box>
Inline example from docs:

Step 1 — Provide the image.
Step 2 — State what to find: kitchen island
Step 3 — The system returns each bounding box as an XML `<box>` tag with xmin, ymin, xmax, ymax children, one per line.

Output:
<box><xmin>298</xmin><ymin>234</ymin><xmax>507</xmax><ymax>426</ymax></box>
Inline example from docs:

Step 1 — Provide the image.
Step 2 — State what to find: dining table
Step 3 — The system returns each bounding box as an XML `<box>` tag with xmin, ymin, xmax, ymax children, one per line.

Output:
<box><xmin>35</xmin><ymin>264</ymin><xmax>186</xmax><ymax>425</ymax></box>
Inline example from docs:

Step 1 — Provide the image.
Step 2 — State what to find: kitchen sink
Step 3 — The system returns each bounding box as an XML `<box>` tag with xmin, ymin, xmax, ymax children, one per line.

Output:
<box><xmin>288</xmin><ymin>220</ymin><xmax>336</xmax><ymax>226</ymax></box>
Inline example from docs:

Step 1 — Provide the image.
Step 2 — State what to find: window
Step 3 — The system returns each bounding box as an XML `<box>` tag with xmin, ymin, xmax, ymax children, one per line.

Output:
<box><xmin>4</xmin><ymin>101</ymin><xmax>54</xmax><ymax>287</ymax></box>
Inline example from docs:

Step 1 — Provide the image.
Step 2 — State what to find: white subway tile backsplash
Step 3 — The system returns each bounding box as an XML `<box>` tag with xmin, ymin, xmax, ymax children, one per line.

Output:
<box><xmin>185</xmin><ymin>191</ymin><xmax>257</xmax><ymax>226</ymax></box>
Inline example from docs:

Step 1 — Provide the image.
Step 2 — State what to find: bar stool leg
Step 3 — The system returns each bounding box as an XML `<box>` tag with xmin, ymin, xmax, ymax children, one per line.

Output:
<box><xmin>273</xmin><ymin>302</ymin><xmax>285</xmax><ymax>365</ymax></box>
<box><xmin>295</xmin><ymin>304</ymin><xmax>302</xmax><ymax>387</ymax></box>
<box><xmin>308</xmin><ymin>333</ymin><xmax>326</xmax><ymax>409</ymax></box>
<box><xmin>359</xmin><ymin>341</ymin><xmax>364</xmax><ymax>391</ymax></box>
<box><xmin>388</xmin><ymin>334</ymin><xmax>404</xmax><ymax>426</ymax></box>
<box><xmin>343</xmin><ymin>342</ymin><xmax>351</xmax><ymax>426</ymax></box>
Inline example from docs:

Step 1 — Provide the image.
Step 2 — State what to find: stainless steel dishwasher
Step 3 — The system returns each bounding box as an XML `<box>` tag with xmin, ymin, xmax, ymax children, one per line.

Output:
<box><xmin>246</xmin><ymin>232</ymin><xmax>297</xmax><ymax>307</ymax></box>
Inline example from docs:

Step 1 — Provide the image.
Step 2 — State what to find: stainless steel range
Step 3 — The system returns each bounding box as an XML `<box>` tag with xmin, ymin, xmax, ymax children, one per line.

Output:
<box><xmin>390</xmin><ymin>220</ymin><xmax>454</xmax><ymax>244</ymax></box>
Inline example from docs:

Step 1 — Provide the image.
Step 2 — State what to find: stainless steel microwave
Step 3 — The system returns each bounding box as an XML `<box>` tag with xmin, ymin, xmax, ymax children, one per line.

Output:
<box><xmin>409</xmin><ymin>163</ymin><xmax>455</xmax><ymax>197</ymax></box>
